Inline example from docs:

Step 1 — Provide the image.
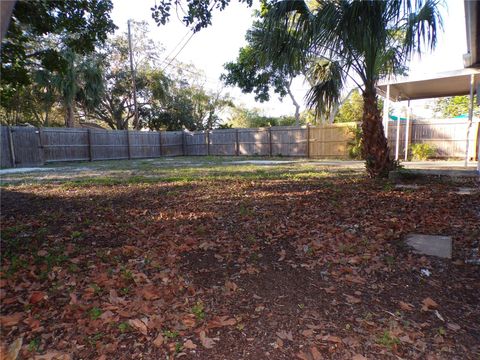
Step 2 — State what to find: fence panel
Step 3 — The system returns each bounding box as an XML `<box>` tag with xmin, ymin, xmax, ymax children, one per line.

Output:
<box><xmin>129</xmin><ymin>131</ymin><xmax>161</xmax><ymax>158</ymax></box>
<box><xmin>161</xmin><ymin>131</ymin><xmax>183</xmax><ymax>156</ymax></box>
<box><xmin>384</xmin><ymin>119</ymin><xmax>479</xmax><ymax>159</ymax></box>
<box><xmin>10</xmin><ymin>126</ymin><xmax>43</xmax><ymax>166</ymax></box>
<box><xmin>238</xmin><ymin>128</ymin><xmax>270</xmax><ymax>155</ymax></box>
<box><xmin>42</xmin><ymin>128</ymin><xmax>89</xmax><ymax>162</ymax></box>
<box><xmin>271</xmin><ymin>126</ymin><xmax>307</xmax><ymax>156</ymax></box>
<box><xmin>0</xmin><ymin>126</ymin><xmax>13</xmax><ymax>168</ymax></box>
<box><xmin>90</xmin><ymin>130</ymin><xmax>129</xmax><ymax>160</ymax></box>
<box><xmin>309</xmin><ymin>123</ymin><xmax>355</xmax><ymax>158</ymax></box>
<box><xmin>209</xmin><ymin>129</ymin><xmax>237</xmax><ymax>155</ymax></box>
<box><xmin>185</xmin><ymin>131</ymin><xmax>208</xmax><ymax>156</ymax></box>
<box><xmin>1</xmin><ymin>120</ymin><xmax>477</xmax><ymax>169</ymax></box>
<box><xmin>409</xmin><ymin>120</ymin><xmax>477</xmax><ymax>158</ymax></box>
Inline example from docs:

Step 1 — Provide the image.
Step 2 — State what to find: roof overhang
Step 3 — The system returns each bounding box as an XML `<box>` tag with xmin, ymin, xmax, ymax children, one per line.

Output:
<box><xmin>376</xmin><ymin>68</ymin><xmax>480</xmax><ymax>101</ymax></box>
<box><xmin>463</xmin><ymin>0</ymin><xmax>480</xmax><ymax>68</ymax></box>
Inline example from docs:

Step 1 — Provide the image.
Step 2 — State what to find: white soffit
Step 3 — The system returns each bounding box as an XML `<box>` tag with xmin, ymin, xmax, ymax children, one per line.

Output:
<box><xmin>377</xmin><ymin>68</ymin><xmax>480</xmax><ymax>101</ymax></box>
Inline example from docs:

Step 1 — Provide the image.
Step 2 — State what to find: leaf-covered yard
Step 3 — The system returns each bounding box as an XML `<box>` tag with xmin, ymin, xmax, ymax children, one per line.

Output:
<box><xmin>1</xmin><ymin>160</ymin><xmax>479</xmax><ymax>359</ymax></box>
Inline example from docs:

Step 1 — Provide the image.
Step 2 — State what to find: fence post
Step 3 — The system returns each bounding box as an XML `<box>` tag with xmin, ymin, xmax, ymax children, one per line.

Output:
<box><xmin>182</xmin><ymin>130</ymin><xmax>186</xmax><ymax>156</ymax></box>
<box><xmin>206</xmin><ymin>130</ymin><xmax>210</xmax><ymax>156</ymax></box>
<box><xmin>235</xmin><ymin>129</ymin><xmax>239</xmax><ymax>156</ymax></box>
<box><xmin>306</xmin><ymin>124</ymin><xmax>310</xmax><ymax>158</ymax></box>
<box><xmin>7</xmin><ymin>126</ymin><xmax>16</xmax><ymax>168</ymax></box>
<box><xmin>159</xmin><ymin>130</ymin><xmax>162</xmax><ymax>157</ymax></box>
<box><xmin>269</xmin><ymin>127</ymin><xmax>273</xmax><ymax>156</ymax></box>
<box><xmin>37</xmin><ymin>127</ymin><xmax>45</xmax><ymax>165</ymax></box>
<box><xmin>87</xmin><ymin>129</ymin><xmax>93</xmax><ymax>161</ymax></box>
<box><xmin>126</xmin><ymin>130</ymin><xmax>132</xmax><ymax>159</ymax></box>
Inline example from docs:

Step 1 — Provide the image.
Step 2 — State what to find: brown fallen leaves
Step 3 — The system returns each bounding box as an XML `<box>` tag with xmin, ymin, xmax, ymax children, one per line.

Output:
<box><xmin>224</xmin><ymin>280</ymin><xmax>238</xmax><ymax>294</ymax></box>
<box><xmin>29</xmin><ymin>291</ymin><xmax>46</xmax><ymax>304</ymax></box>
<box><xmin>0</xmin><ymin>313</ymin><xmax>23</xmax><ymax>327</ymax></box>
<box><xmin>199</xmin><ymin>331</ymin><xmax>216</xmax><ymax>349</ymax></box>
<box><xmin>421</xmin><ymin>297</ymin><xmax>439</xmax><ymax>311</ymax></box>
<box><xmin>207</xmin><ymin>315</ymin><xmax>236</xmax><ymax>329</ymax></box>
<box><xmin>296</xmin><ymin>346</ymin><xmax>323</xmax><ymax>360</ymax></box>
<box><xmin>153</xmin><ymin>333</ymin><xmax>164</xmax><ymax>348</ymax></box>
<box><xmin>399</xmin><ymin>301</ymin><xmax>415</xmax><ymax>311</ymax></box>
<box><xmin>128</xmin><ymin>319</ymin><xmax>148</xmax><ymax>336</ymax></box>
<box><xmin>1</xmin><ymin>173</ymin><xmax>479</xmax><ymax>360</ymax></box>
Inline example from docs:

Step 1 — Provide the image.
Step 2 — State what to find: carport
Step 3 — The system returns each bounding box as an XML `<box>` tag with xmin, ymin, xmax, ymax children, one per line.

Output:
<box><xmin>377</xmin><ymin>68</ymin><xmax>480</xmax><ymax>172</ymax></box>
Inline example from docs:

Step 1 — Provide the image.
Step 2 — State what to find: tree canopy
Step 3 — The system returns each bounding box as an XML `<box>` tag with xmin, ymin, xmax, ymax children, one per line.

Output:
<box><xmin>1</xmin><ymin>0</ymin><xmax>116</xmax><ymax>126</ymax></box>
<box><xmin>151</xmin><ymin>0</ymin><xmax>253</xmax><ymax>31</ymax></box>
<box><xmin>222</xmin><ymin>13</ymin><xmax>303</xmax><ymax>124</ymax></box>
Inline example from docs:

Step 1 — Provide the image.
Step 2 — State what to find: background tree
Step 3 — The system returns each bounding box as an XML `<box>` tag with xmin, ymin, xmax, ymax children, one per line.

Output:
<box><xmin>433</xmin><ymin>95</ymin><xmax>479</xmax><ymax>118</ymax></box>
<box><xmin>90</xmin><ymin>22</ymin><xmax>170</xmax><ymax>130</ymax></box>
<box><xmin>146</xmin><ymin>80</ymin><xmax>233</xmax><ymax>131</ymax></box>
<box><xmin>334</xmin><ymin>90</ymin><xmax>364</xmax><ymax>123</ymax></box>
<box><xmin>0</xmin><ymin>0</ymin><xmax>116</xmax><ymax>126</ymax></box>
<box><xmin>222</xmin><ymin>14</ymin><xmax>302</xmax><ymax>124</ymax></box>
<box><xmin>260</xmin><ymin>0</ymin><xmax>442</xmax><ymax>177</ymax></box>
<box><xmin>227</xmin><ymin>105</ymin><xmax>305</xmax><ymax>128</ymax></box>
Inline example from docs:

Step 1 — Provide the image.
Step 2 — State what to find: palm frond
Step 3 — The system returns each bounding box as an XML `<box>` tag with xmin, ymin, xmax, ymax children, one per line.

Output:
<box><xmin>305</xmin><ymin>59</ymin><xmax>345</xmax><ymax>118</ymax></box>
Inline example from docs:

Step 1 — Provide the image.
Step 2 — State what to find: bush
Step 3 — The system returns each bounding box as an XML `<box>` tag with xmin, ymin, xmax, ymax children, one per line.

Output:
<box><xmin>347</xmin><ymin>124</ymin><xmax>363</xmax><ymax>160</ymax></box>
<box><xmin>410</xmin><ymin>143</ymin><xmax>436</xmax><ymax>160</ymax></box>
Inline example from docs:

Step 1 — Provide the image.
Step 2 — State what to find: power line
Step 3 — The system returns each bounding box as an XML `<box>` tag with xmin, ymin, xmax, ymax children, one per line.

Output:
<box><xmin>158</xmin><ymin>28</ymin><xmax>193</xmax><ymax>68</ymax></box>
<box><xmin>161</xmin><ymin>30</ymin><xmax>196</xmax><ymax>72</ymax></box>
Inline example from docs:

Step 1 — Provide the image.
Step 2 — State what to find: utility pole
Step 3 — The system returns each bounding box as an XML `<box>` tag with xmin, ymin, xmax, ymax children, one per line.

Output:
<box><xmin>127</xmin><ymin>20</ymin><xmax>139</xmax><ymax>130</ymax></box>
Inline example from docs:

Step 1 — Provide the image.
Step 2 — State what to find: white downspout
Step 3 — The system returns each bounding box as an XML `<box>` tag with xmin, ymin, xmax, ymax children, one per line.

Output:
<box><xmin>465</xmin><ymin>74</ymin><xmax>475</xmax><ymax>167</ymax></box>
<box><xmin>404</xmin><ymin>100</ymin><xmax>411</xmax><ymax>161</ymax></box>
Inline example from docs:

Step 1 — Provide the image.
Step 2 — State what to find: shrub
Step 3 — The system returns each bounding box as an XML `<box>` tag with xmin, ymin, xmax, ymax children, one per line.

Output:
<box><xmin>410</xmin><ymin>143</ymin><xmax>436</xmax><ymax>160</ymax></box>
<box><xmin>347</xmin><ymin>124</ymin><xmax>363</xmax><ymax>160</ymax></box>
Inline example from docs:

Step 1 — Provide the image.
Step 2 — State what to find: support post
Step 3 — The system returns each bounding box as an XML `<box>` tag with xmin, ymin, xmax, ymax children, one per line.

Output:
<box><xmin>404</xmin><ymin>100</ymin><xmax>411</xmax><ymax>161</ymax></box>
<box><xmin>87</xmin><ymin>129</ymin><xmax>93</xmax><ymax>161</ymax></box>
<box><xmin>383</xmin><ymin>83</ymin><xmax>390</xmax><ymax>139</ymax></box>
<box><xmin>7</xmin><ymin>126</ymin><xmax>15</xmax><ymax>168</ymax></box>
<box><xmin>306</xmin><ymin>124</ymin><xmax>311</xmax><ymax>158</ymax></box>
<box><xmin>465</xmin><ymin>74</ymin><xmax>475</xmax><ymax>167</ymax></box>
<box><xmin>395</xmin><ymin>110</ymin><xmax>400</xmax><ymax>161</ymax></box>
<box><xmin>269</xmin><ymin>127</ymin><xmax>273</xmax><ymax>156</ymax></box>
<box><xmin>235</xmin><ymin>129</ymin><xmax>239</xmax><ymax>156</ymax></box>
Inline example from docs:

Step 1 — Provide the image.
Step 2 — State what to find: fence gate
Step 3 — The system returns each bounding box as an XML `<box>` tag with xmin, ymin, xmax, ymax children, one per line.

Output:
<box><xmin>10</xmin><ymin>126</ymin><xmax>43</xmax><ymax>167</ymax></box>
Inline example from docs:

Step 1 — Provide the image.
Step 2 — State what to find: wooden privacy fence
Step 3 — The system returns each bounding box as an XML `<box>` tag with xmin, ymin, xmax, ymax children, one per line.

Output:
<box><xmin>386</xmin><ymin>119</ymin><xmax>479</xmax><ymax>159</ymax></box>
<box><xmin>1</xmin><ymin>120</ymin><xmax>478</xmax><ymax>168</ymax></box>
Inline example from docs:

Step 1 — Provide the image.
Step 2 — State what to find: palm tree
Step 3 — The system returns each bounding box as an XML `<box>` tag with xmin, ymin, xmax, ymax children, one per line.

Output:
<box><xmin>261</xmin><ymin>0</ymin><xmax>442</xmax><ymax>177</ymax></box>
<box><xmin>55</xmin><ymin>50</ymin><xmax>104</xmax><ymax>127</ymax></box>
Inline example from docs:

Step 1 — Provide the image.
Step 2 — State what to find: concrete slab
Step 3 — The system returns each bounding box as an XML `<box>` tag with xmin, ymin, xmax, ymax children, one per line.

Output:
<box><xmin>395</xmin><ymin>184</ymin><xmax>420</xmax><ymax>190</ymax></box>
<box><xmin>228</xmin><ymin>160</ymin><xmax>296</xmax><ymax>165</ymax></box>
<box><xmin>389</xmin><ymin>169</ymin><xmax>478</xmax><ymax>182</ymax></box>
<box><xmin>405</xmin><ymin>234</ymin><xmax>452</xmax><ymax>259</ymax></box>
<box><xmin>456</xmin><ymin>187</ymin><xmax>478</xmax><ymax>195</ymax></box>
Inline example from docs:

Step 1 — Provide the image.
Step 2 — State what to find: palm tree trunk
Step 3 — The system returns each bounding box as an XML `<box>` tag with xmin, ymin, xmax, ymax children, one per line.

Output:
<box><xmin>361</xmin><ymin>89</ymin><xmax>394</xmax><ymax>178</ymax></box>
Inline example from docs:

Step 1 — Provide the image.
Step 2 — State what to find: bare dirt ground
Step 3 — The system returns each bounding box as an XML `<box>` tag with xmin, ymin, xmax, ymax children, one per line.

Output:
<box><xmin>1</xmin><ymin>159</ymin><xmax>479</xmax><ymax>359</ymax></box>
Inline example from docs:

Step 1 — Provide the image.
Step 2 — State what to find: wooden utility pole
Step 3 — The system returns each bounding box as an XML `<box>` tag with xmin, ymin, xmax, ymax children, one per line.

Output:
<box><xmin>1</xmin><ymin>1</ymin><xmax>16</xmax><ymax>42</ymax></box>
<box><xmin>127</xmin><ymin>20</ymin><xmax>139</xmax><ymax>130</ymax></box>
